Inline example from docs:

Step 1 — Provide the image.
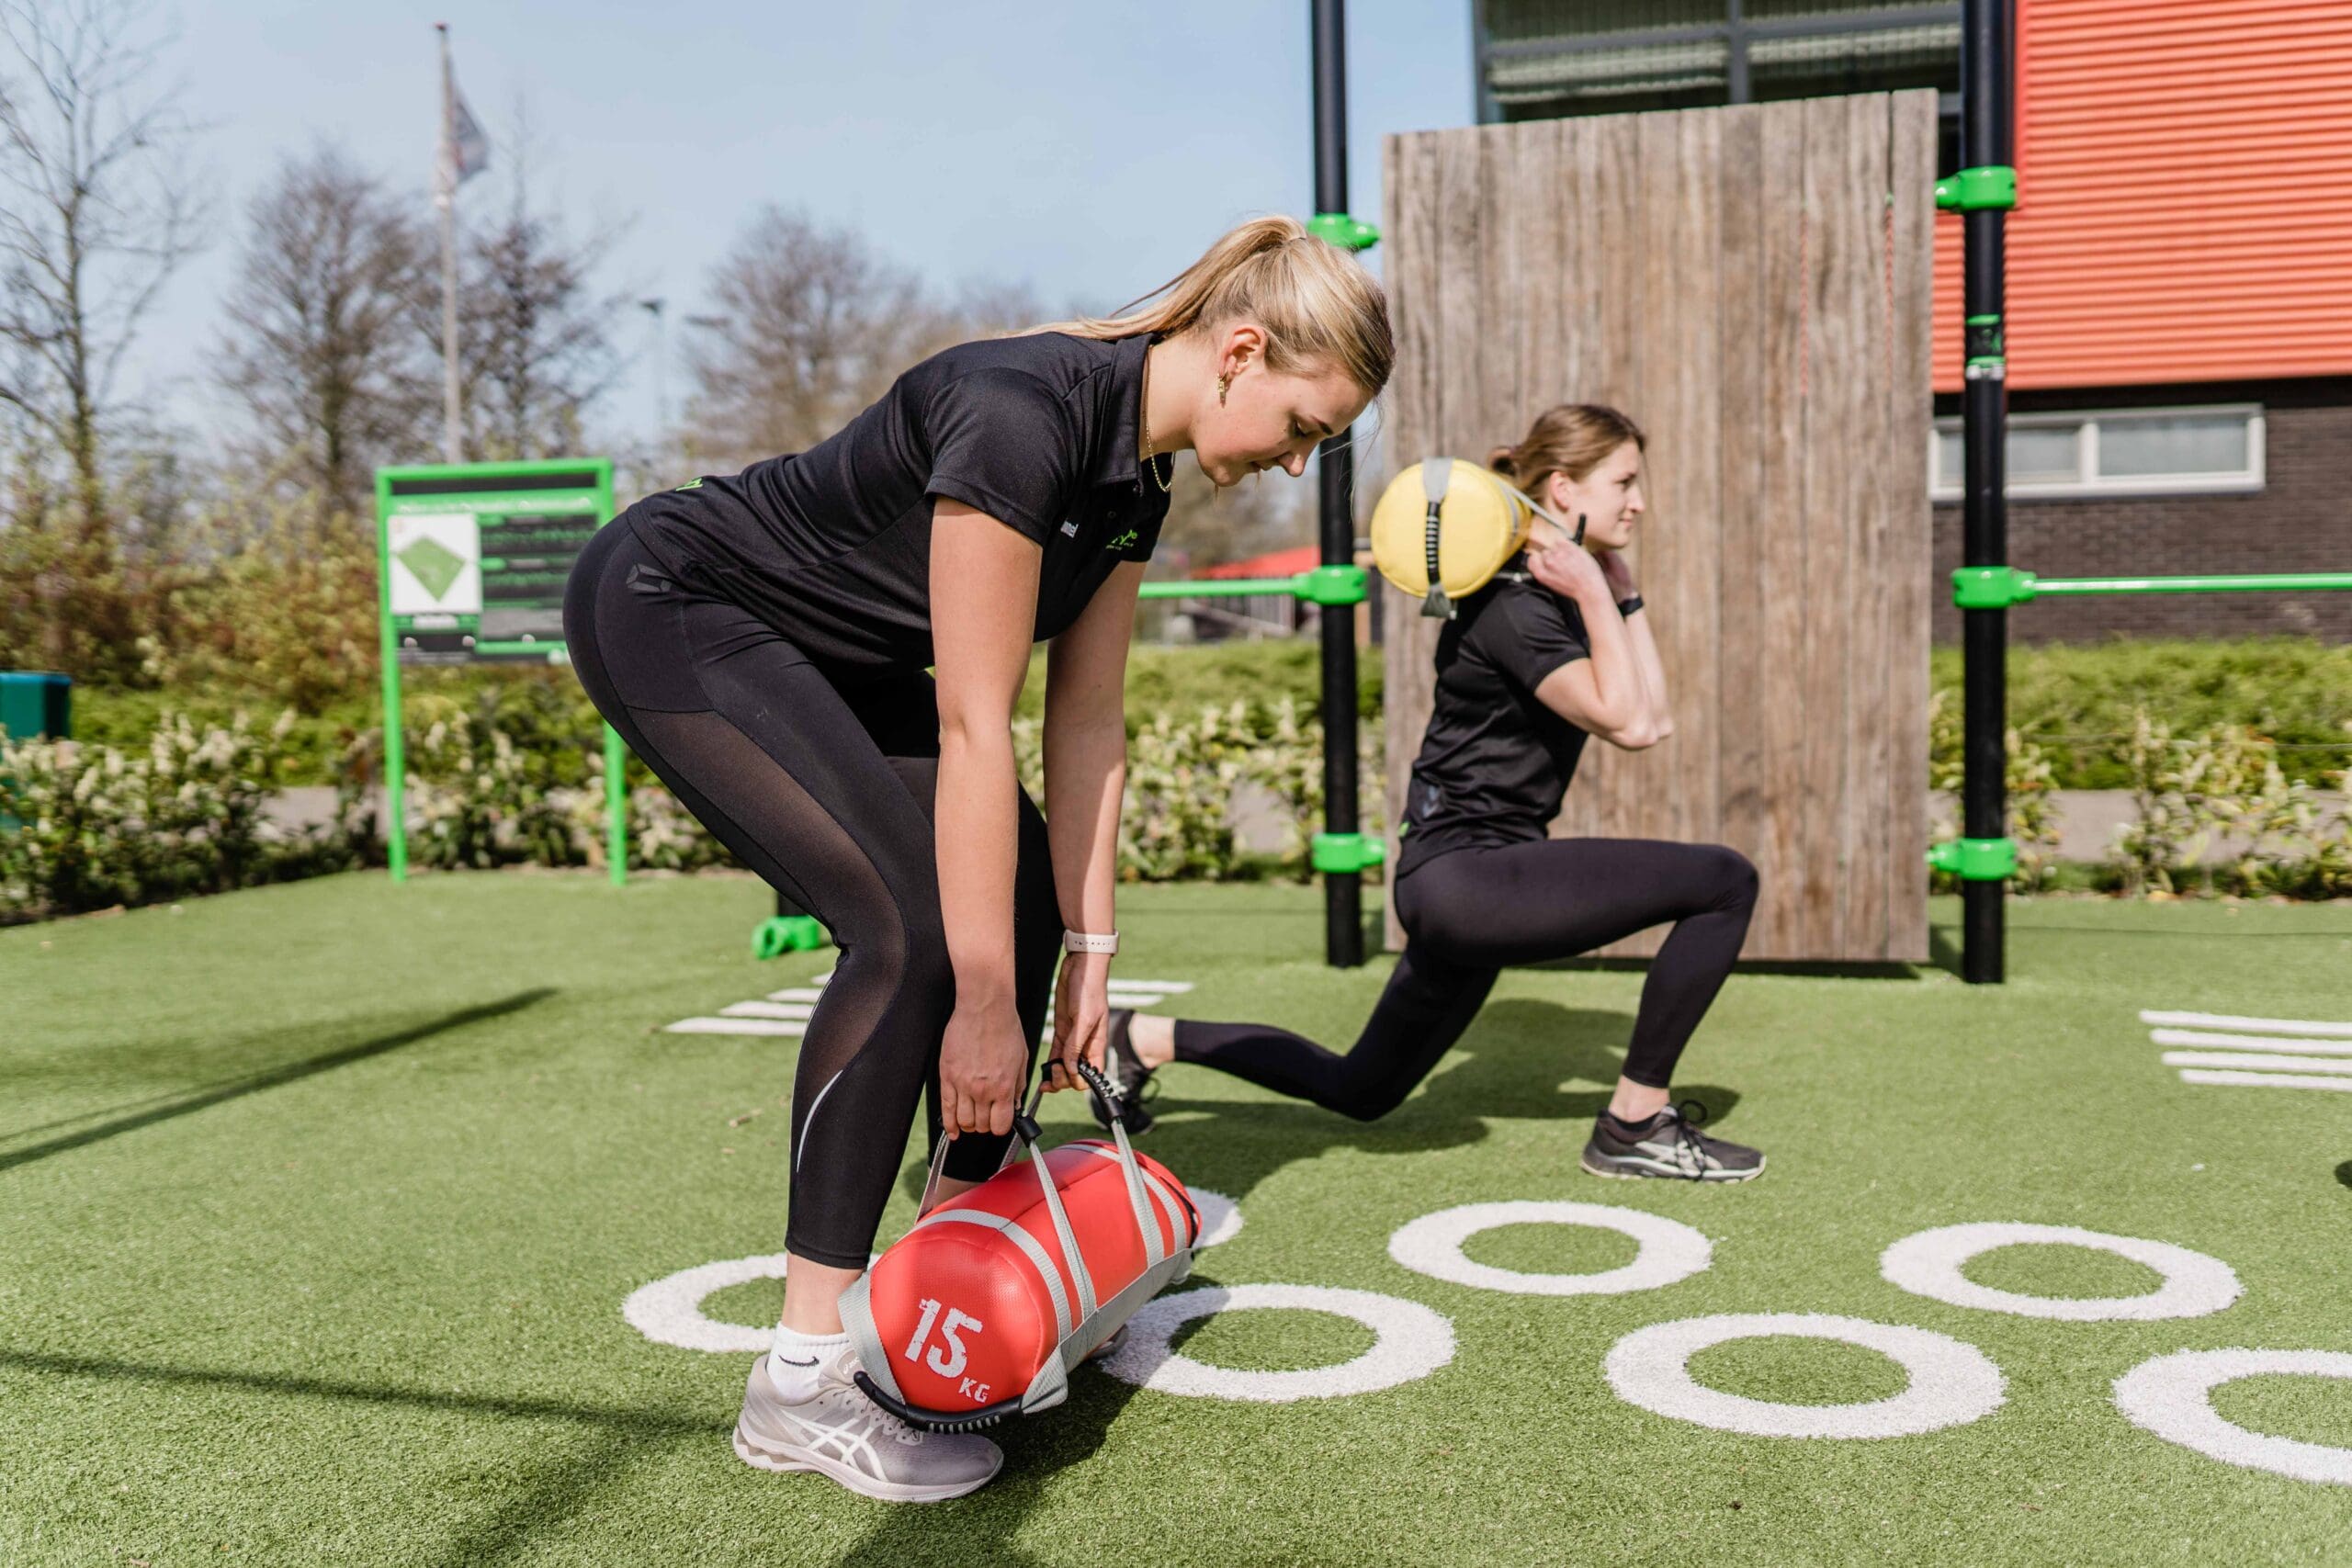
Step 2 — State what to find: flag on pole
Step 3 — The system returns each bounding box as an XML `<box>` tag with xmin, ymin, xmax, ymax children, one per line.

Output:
<box><xmin>436</xmin><ymin>76</ymin><xmax>490</xmax><ymax>199</ymax></box>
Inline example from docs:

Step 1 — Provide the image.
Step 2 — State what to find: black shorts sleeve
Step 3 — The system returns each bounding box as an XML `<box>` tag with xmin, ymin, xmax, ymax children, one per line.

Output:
<box><xmin>1477</xmin><ymin>586</ymin><xmax>1590</xmax><ymax>693</ymax></box>
<box><xmin>922</xmin><ymin>369</ymin><xmax>1080</xmax><ymax>546</ymax></box>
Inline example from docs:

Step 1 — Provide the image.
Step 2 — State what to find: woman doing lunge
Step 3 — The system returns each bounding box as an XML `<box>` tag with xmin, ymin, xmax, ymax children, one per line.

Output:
<box><xmin>1091</xmin><ymin>404</ymin><xmax>1765</xmax><ymax>1183</ymax></box>
<box><xmin>564</xmin><ymin>218</ymin><xmax>1388</xmax><ymax>1501</ymax></box>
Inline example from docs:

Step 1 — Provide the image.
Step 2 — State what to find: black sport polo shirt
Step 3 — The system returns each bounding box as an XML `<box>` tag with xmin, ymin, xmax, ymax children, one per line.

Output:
<box><xmin>624</xmin><ymin>332</ymin><xmax>1169</xmax><ymax>672</ymax></box>
<box><xmin>1394</xmin><ymin>560</ymin><xmax>1593</xmax><ymax>879</ymax></box>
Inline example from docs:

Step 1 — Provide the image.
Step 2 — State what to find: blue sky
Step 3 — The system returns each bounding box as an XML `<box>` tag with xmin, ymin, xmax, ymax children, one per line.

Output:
<box><xmin>138</xmin><ymin>1</ymin><xmax>1475</xmax><ymax>454</ymax></box>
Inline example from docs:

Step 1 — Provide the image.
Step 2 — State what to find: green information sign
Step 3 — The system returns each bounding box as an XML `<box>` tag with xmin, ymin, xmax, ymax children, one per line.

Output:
<box><xmin>374</xmin><ymin>458</ymin><xmax>628</xmax><ymax>885</ymax></box>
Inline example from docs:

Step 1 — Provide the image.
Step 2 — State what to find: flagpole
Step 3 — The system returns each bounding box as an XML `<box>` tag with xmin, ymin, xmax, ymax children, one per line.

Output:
<box><xmin>436</xmin><ymin>22</ymin><xmax>461</xmax><ymax>464</ymax></box>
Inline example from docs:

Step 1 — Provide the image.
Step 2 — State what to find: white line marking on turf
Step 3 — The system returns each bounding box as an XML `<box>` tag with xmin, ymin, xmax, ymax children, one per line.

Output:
<box><xmin>2114</xmin><ymin>1348</ymin><xmax>2352</xmax><ymax>1486</ymax></box>
<box><xmin>1388</xmin><ymin>1201</ymin><xmax>1711</xmax><ymax>1297</ymax></box>
<box><xmin>2163</xmin><ymin>1051</ymin><xmax>2352</xmax><ymax>1075</ymax></box>
<box><xmin>1101</xmin><ymin>1283</ymin><xmax>1453</xmax><ymax>1403</ymax></box>
<box><xmin>2141</xmin><ymin>1010</ymin><xmax>2352</xmax><ymax>1039</ymax></box>
<box><xmin>2177</xmin><ymin>1069</ymin><xmax>2352</xmax><ymax>1093</ymax></box>
<box><xmin>2153</xmin><ymin>1028</ymin><xmax>2352</xmax><ymax>1056</ymax></box>
<box><xmin>722</xmin><ymin>1001</ymin><xmax>815</xmax><ymax>1021</ymax></box>
<box><xmin>1880</xmin><ymin>1223</ymin><xmax>2241</xmax><ymax>1322</ymax></box>
<box><xmin>1604</xmin><ymin>1314</ymin><xmax>2006</xmax><ymax>1439</ymax></box>
<box><xmin>623</xmin><ymin>1254</ymin><xmax>790</xmax><ymax>1352</ymax></box>
<box><xmin>1190</xmin><ymin>1189</ymin><xmax>1243</xmax><ymax>1248</ymax></box>
<box><xmin>664</xmin><ymin>1018</ymin><xmax>806</xmax><ymax>1037</ymax></box>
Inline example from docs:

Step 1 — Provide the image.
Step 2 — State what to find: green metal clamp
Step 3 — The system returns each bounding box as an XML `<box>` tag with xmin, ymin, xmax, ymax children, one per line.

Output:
<box><xmin>1307</xmin><ymin>212</ymin><xmax>1381</xmax><ymax>252</ymax></box>
<box><xmin>1310</xmin><ymin>831</ymin><xmax>1386</xmax><ymax>875</ymax></box>
<box><xmin>1294</xmin><ymin>564</ymin><xmax>1368</xmax><ymax>606</ymax></box>
<box><xmin>752</xmin><ymin>914</ymin><xmax>831</xmax><ymax>961</ymax></box>
<box><xmin>1934</xmin><ymin>165</ymin><xmax>2017</xmax><ymax>211</ymax></box>
<box><xmin>1927</xmin><ymin>837</ymin><xmax>2018</xmax><ymax>882</ymax></box>
<box><xmin>1951</xmin><ymin>566</ymin><xmax>2038</xmax><ymax>610</ymax></box>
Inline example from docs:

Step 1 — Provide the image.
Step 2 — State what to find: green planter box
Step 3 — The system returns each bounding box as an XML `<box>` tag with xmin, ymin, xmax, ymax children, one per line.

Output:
<box><xmin>0</xmin><ymin>671</ymin><xmax>72</xmax><ymax>742</ymax></box>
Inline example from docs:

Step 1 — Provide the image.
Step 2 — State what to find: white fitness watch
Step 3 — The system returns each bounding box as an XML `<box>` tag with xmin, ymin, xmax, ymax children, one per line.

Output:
<box><xmin>1062</xmin><ymin>930</ymin><xmax>1119</xmax><ymax>955</ymax></box>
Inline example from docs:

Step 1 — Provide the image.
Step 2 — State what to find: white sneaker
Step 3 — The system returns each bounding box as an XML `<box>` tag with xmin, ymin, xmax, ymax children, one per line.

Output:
<box><xmin>732</xmin><ymin>1348</ymin><xmax>1002</xmax><ymax>1503</ymax></box>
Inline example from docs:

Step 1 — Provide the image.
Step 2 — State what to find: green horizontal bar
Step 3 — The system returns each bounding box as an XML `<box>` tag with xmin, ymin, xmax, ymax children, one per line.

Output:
<box><xmin>2032</xmin><ymin>572</ymin><xmax>2352</xmax><ymax>598</ymax></box>
<box><xmin>1307</xmin><ymin>211</ymin><xmax>1380</xmax><ymax>252</ymax></box>
<box><xmin>474</xmin><ymin>640</ymin><xmax>571</xmax><ymax>660</ymax></box>
<box><xmin>1139</xmin><ymin>577</ymin><xmax>1302</xmax><ymax>600</ymax></box>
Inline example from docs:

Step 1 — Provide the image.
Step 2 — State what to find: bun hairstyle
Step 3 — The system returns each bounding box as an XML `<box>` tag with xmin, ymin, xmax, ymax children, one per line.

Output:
<box><xmin>1487</xmin><ymin>403</ymin><xmax>1647</xmax><ymax>496</ymax></box>
<box><xmin>1028</xmin><ymin>216</ymin><xmax>1395</xmax><ymax>398</ymax></box>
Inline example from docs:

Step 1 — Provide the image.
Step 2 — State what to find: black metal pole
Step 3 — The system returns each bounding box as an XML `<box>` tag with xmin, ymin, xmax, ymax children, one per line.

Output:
<box><xmin>1960</xmin><ymin>0</ymin><xmax>2011</xmax><ymax>983</ymax></box>
<box><xmin>1312</xmin><ymin>0</ymin><xmax>1364</xmax><ymax>968</ymax></box>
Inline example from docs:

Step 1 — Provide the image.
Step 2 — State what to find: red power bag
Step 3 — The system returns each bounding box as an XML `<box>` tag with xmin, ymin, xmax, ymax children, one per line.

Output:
<box><xmin>840</xmin><ymin>1064</ymin><xmax>1198</xmax><ymax>1431</ymax></box>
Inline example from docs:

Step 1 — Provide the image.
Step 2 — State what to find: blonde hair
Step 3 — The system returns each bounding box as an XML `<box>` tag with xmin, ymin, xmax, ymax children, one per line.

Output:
<box><xmin>1487</xmin><ymin>404</ymin><xmax>1646</xmax><ymax>496</ymax></box>
<box><xmin>1031</xmin><ymin>217</ymin><xmax>1393</xmax><ymax>397</ymax></box>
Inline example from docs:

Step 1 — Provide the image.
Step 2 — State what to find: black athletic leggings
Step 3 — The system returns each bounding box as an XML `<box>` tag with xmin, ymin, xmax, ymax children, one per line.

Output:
<box><xmin>564</xmin><ymin>518</ymin><xmax>1059</xmax><ymax>1270</ymax></box>
<box><xmin>1174</xmin><ymin>837</ymin><xmax>1758</xmax><ymax>1119</ymax></box>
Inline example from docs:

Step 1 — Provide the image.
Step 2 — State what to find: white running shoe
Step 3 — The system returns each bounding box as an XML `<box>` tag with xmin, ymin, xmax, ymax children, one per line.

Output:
<box><xmin>732</xmin><ymin>1348</ymin><xmax>1002</xmax><ymax>1503</ymax></box>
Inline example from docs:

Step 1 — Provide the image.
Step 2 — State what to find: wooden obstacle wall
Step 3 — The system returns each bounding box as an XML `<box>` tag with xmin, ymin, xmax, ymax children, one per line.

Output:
<box><xmin>1378</xmin><ymin>92</ymin><xmax>1937</xmax><ymax>963</ymax></box>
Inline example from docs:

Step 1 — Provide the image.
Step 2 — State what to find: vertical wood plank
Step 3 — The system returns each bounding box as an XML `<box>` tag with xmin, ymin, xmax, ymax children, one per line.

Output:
<box><xmin>1838</xmin><ymin>92</ymin><xmax>1894</xmax><ymax>956</ymax></box>
<box><xmin>1672</xmin><ymin>107</ymin><xmax>1726</xmax><ymax>857</ymax></box>
<box><xmin>1382</xmin><ymin>130</ymin><xmax>1442</xmax><ymax>952</ymax></box>
<box><xmin>1714</xmin><ymin>101</ymin><xmax>1772</xmax><ymax>948</ymax></box>
<box><xmin>1752</xmin><ymin>99</ymin><xmax>1814</xmax><ymax>960</ymax></box>
<box><xmin>1885</xmin><ymin>90</ymin><xmax>1939</xmax><ymax>962</ymax></box>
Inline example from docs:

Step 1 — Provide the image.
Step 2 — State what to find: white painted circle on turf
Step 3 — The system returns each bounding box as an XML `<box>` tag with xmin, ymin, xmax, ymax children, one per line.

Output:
<box><xmin>1190</xmin><ymin>1188</ymin><xmax>1243</xmax><ymax>1248</ymax></box>
<box><xmin>623</xmin><ymin>1254</ymin><xmax>790</xmax><ymax>1352</ymax></box>
<box><xmin>1387</xmin><ymin>1201</ymin><xmax>1711</xmax><ymax>1296</ymax></box>
<box><xmin>1881</xmin><ymin>1223</ymin><xmax>2241</xmax><ymax>1322</ymax></box>
<box><xmin>1102</xmin><ymin>1283</ymin><xmax>1455</xmax><ymax>1403</ymax></box>
<box><xmin>1604</xmin><ymin>1313</ymin><xmax>2006</xmax><ymax>1438</ymax></box>
<box><xmin>2114</xmin><ymin>1349</ymin><xmax>2352</xmax><ymax>1486</ymax></box>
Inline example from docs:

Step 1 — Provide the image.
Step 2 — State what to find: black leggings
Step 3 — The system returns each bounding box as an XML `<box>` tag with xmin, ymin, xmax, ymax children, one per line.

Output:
<box><xmin>563</xmin><ymin>519</ymin><xmax>1059</xmax><ymax>1270</ymax></box>
<box><xmin>1174</xmin><ymin>838</ymin><xmax>1758</xmax><ymax>1120</ymax></box>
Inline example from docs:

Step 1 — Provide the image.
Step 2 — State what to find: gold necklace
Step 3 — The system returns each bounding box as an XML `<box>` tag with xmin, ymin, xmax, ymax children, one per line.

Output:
<box><xmin>1139</xmin><ymin>343</ymin><xmax>1173</xmax><ymax>493</ymax></box>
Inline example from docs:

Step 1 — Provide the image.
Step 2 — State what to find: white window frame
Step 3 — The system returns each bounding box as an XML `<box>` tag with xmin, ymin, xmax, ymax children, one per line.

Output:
<box><xmin>1929</xmin><ymin>403</ymin><xmax>2266</xmax><ymax>501</ymax></box>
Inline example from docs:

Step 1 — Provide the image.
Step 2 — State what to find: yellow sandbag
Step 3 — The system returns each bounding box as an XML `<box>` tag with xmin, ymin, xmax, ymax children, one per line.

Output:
<box><xmin>1370</xmin><ymin>458</ymin><xmax>1574</xmax><ymax>619</ymax></box>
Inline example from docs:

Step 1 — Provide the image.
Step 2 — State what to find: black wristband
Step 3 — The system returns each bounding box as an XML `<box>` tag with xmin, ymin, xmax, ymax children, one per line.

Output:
<box><xmin>1615</xmin><ymin>594</ymin><xmax>1645</xmax><ymax>617</ymax></box>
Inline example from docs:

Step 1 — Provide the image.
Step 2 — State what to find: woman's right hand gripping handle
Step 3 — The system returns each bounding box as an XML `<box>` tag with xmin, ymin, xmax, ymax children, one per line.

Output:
<box><xmin>938</xmin><ymin>994</ymin><xmax>1026</xmax><ymax>1139</ymax></box>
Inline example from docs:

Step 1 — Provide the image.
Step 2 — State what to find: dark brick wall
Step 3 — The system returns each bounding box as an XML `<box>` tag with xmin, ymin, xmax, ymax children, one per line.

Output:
<box><xmin>1929</xmin><ymin>378</ymin><xmax>2352</xmax><ymax>644</ymax></box>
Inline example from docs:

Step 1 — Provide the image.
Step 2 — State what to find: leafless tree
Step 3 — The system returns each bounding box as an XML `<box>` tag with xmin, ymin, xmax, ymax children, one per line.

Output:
<box><xmin>215</xmin><ymin>143</ymin><xmax>434</xmax><ymax>520</ymax></box>
<box><xmin>0</xmin><ymin>0</ymin><xmax>204</xmax><ymax>674</ymax></box>
<box><xmin>0</xmin><ymin>0</ymin><xmax>203</xmax><ymax>513</ymax></box>
<box><xmin>682</xmin><ymin>206</ymin><xmax>945</xmax><ymax>471</ymax></box>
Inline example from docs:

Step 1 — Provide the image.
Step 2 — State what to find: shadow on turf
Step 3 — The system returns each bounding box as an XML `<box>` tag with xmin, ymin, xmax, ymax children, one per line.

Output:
<box><xmin>2336</xmin><ymin>1159</ymin><xmax>2352</xmax><ymax>1191</ymax></box>
<box><xmin>0</xmin><ymin>989</ymin><xmax>555</xmax><ymax>1173</ymax></box>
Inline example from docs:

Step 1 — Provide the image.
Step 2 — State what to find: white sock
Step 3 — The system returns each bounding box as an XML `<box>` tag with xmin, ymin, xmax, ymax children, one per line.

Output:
<box><xmin>766</xmin><ymin>1326</ymin><xmax>850</xmax><ymax>1401</ymax></box>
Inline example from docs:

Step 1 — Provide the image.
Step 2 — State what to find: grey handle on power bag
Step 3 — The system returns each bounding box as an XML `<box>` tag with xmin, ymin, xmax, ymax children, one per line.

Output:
<box><xmin>1420</xmin><ymin>455</ymin><xmax>1454</xmax><ymax>620</ymax></box>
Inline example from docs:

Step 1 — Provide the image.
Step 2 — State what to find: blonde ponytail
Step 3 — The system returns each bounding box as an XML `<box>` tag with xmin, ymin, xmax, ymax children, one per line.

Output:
<box><xmin>1030</xmin><ymin>216</ymin><xmax>1393</xmax><ymax>396</ymax></box>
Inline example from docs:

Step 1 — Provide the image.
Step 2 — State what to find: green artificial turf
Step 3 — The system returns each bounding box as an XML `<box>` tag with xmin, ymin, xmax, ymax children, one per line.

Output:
<box><xmin>4</xmin><ymin>874</ymin><xmax>2350</xmax><ymax>1565</ymax></box>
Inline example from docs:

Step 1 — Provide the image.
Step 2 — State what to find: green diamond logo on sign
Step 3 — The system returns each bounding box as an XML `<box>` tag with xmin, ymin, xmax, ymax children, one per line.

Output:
<box><xmin>388</xmin><ymin>513</ymin><xmax>483</xmax><ymax>615</ymax></box>
<box><xmin>396</xmin><ymin>535</ymin><xmax>469</xmax><ymax>601</ymax></box>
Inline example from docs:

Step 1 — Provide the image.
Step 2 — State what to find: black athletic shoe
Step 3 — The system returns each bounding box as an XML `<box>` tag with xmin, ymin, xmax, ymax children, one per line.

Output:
<box><xmin>1579</xmin><ymin>1100</ymin><xmax>1764</xmax><ymax>1183</ymax></box>
<box><xmin>1085</xmin><ymin>1009</ymin><xmax>1158</xmax><ymax>1135</ymax></box>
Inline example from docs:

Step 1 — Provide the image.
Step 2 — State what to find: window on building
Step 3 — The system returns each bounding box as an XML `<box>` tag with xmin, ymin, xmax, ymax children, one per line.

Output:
<box><xmin>1929</xmin><ymin>406</ymin><xmax>2265</xmax><ymax>500</ymax></box>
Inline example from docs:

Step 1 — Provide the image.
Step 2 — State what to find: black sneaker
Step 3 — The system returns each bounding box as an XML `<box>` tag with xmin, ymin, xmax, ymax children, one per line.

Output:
<box><xmin>1086</xmin><ymin>1009</ymin><xmax>1158</xmax><ymax>1134</ymax></box>
<box><xmin>1580</xmin><ymin>1100</ymin><xmax>1764</xmax><ymax>1183</ymax></box>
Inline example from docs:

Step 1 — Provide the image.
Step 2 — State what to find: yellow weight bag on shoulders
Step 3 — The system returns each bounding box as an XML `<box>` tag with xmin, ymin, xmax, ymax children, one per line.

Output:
<box><xmin>1368</xmin><ymin>457</ymin><xmax>1584</xmax><ymax>621</ymax></box>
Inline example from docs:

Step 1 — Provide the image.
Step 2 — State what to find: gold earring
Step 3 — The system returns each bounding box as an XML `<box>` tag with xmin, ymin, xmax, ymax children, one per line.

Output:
<box><xmin>1216</xmin><ymin>373</ymin><xmax>1229</xmax><ymax>406</ymax></box>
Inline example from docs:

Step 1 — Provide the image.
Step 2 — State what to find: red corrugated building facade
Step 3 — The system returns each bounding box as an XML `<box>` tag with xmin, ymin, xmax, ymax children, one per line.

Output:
<box><xmin>1935</xmin><ymin>0</ymin><xmax>2352</xmax><ymax>391</ymax></box>
<box><xmin>1477</xmin><ymin>0</ymin><xmax>2352</xmax><ymax>640</ymax></box>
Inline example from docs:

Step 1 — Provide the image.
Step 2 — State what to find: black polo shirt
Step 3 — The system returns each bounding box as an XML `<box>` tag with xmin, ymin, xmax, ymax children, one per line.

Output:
<box><xmin>624</xmin><ymin>332</ymin><xmax>1169</xmax><ymax>671</ymax></box>
<box><xmin>1394</xmin><ymin>559</ymin><xmax>1593</xmax><ymax>879</ymax></box>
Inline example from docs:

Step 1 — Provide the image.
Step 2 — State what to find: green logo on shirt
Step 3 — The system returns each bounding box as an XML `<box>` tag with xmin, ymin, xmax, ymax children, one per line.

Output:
<box><xmin>1107</xmin><ymin>529</ymin><xmax>1138</xmax><ymax>550</ymax></box>
<box><xmin>673</xmin><ymin>477</ymin><xmax>704</xmax><ymax>491</ymax></box>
